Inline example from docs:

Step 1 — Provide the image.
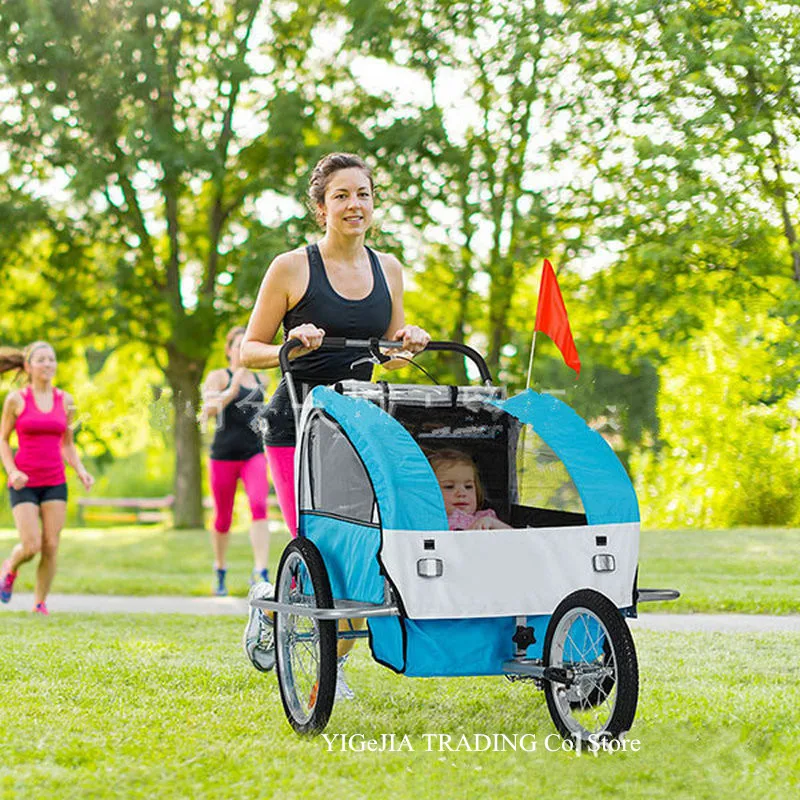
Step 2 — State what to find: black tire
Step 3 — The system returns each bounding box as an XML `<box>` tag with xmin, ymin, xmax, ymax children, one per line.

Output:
<box><xmin>274</xmin><ymin>538</ymin><xmax>337</xmax><ymax>735</ymax></box>
<box><xmin>543</xmin><ymin>589</ymin><xmax>638</xmax><ymax>743</ymax></box>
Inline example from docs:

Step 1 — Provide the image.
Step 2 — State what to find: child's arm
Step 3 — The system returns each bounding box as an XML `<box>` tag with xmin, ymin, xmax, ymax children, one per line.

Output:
<box><xmin>447</xmin><ymin>509</ymin><xmax>474</xmax><ymax>530</ymax></box>
<box><xmin>473</xmin><ymin>509</ymin><xmax>512</xmax><ymax>530</ymax></box>
<box><xmin>474</xmin><ymin>516</ymin><xmax>512</xmax><ymax>530</ymax></box>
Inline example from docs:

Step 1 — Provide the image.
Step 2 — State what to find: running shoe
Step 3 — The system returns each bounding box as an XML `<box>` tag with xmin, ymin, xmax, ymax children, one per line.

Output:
<box><xmin>243</xmin><ymin>581</ymin><xmax>275</xmax><ymax>672</ymax></box>
<box><xmin>33</xmin><ymin>602</ymin><xmax>49</xmax><ymax>616</ymax></box>
<box><xmin>335</xmin><ymin>654</ymin><xmax>355</xmax><ymax>701</ymax></box>
<box><xmin>0</xmin><ymin>560</ymin><xmax>17</xmax><ymax>604</ymax></box>
<box><xmin>250</xmin><ymin>568</ymin><xmax>270</xmax><ymax>586</ymax></box>
<box><xmin>213</xmin><ymin>567</ymin><xmax>227</xmax><ymax>597</ymax></box>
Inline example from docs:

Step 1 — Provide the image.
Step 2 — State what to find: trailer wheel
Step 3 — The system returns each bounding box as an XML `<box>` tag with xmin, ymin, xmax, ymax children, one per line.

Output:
<box><xmin>274</xmin><ymin>538</ymin><xmax>337</xmax><ymax>735</ymax></box>
<box><xmin>543</xmin><ymin>589</ymin><xmax>638</xmax><ymax>743</ymax></box>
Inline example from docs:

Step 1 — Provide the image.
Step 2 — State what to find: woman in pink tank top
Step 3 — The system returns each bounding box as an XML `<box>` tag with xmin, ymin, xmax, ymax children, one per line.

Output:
<box><xmin>0</xmin><ymin>341</ymin><xmax>94</xmax><ymax>614</ymax></box>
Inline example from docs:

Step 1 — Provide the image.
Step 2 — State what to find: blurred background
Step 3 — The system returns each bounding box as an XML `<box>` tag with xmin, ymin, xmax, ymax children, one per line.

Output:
<box><xmin>1</xmin><ymin>0</ymin><xmax>797</xmax><ymax>530</ymax></box>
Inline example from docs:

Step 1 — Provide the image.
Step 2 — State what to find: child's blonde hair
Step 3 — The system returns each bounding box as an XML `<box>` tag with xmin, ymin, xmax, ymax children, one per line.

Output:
<box><xmin>426</xmin><ymin>448</ymin><xmax>485</xmax><ymax>508</ymax></box>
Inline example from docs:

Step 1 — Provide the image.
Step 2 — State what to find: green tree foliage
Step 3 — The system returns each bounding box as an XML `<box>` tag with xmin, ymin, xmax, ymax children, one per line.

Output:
<box><xmin>569</xmin><ymin>1</ymin><xmax>800</xmax><ymax>523</ymax></box>
<box><xmin>344</xmin><ymin>0</ymin><xmax>606</xmax><ymax>378</ymax></box>
<box><xmin>0</xmin><ymin>0</ymin><xmax>366</xmax><ymax>525</ymax></box>
<box><xmin>632</xmin><ymin>302</ymin><xmax>800</xmax><ymax>527</ymax></box>
<box><xmin>576</xmin><ymin>0</ymin><xmax>799</xmax><ymax>357</ymax></box>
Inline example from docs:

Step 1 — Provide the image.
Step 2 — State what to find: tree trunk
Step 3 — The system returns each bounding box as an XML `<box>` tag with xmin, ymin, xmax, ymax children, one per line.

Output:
<box><xmin>488</xmin><ymin>265</ymin><xmax>514</xmax><ymax>374</ymax></box>
<box><xmin>165</xmin><ymin>348</ymin><xmax>205</xmax><ymax>529</ymax></box>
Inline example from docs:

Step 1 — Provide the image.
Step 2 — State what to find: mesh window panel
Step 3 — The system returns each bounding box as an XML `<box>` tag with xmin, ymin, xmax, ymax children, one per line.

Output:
<box><xmin>516</xmin><ymin>427</ymin><xmax>584</xmax><ymax>514</ymax></box>
<box><xmin>303</xmin><ymin>412</ymin><xmax>376</xmax><ymax>523</ymax></box>
<box><xmin>333</xmin><ymin>381</ymin><xmax>519</xmax><ymax>522</ymax></box>
<box><xmin>390</xmin><ymin>403</ymin><xmax>519</xmax><ymax>522</ymax></box>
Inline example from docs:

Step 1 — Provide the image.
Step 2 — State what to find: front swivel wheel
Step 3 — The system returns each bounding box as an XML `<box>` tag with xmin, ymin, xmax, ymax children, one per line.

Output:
<box><xmin>274</xmin><ymin>538</ymin><xmax>338</xmax><ymax>735</ymax></box>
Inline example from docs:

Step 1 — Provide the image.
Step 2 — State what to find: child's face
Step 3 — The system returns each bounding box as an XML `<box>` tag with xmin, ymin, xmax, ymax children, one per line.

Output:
<box><xmin>435</xmin><ymin>462</ymin><xmax>478</xmax><ymax>517</ymax></box>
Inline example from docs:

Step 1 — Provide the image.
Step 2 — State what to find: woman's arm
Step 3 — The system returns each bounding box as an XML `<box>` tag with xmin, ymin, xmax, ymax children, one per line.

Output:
<box><xmin>379</xmin><ymin>253</ymin><xmax>431</xmax><ymax>369</ymax></box>
<box><xmin>201</xmin><ymin>368</ymin><xmax>247</xmax><ymax>421</ymax></box>
<box><xmin>61</xmin><ymin>393</ymin><xmax>94</xmax><ymax>491</ymax></box>
<box><xmin>0</xmin><ymin>392</ymin><xmax>27</xmax><ymax>490</ymax></box>
<box><xmin>240</xmin><ymin>250</ymin><xmax>324</xmax><ymax>369</ymax></box>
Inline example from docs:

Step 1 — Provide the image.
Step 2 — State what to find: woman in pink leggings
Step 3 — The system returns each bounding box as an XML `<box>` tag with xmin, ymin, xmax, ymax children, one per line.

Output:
<box><xmin>202</xmin><ymin>327</ymin><xmax>270</xmax><ymax>597</ymax></box>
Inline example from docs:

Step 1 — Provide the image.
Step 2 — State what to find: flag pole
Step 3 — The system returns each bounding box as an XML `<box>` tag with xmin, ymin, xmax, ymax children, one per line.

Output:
<box><xmin>525</xmin><ymin>330</ymin><xmax>538</xmax><ymax>390</ymax></box>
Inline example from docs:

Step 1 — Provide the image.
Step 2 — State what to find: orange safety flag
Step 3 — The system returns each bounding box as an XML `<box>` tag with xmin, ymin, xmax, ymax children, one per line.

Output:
<box><xmin>534</xmin><ymin>259</ymin><xmax>581</xmax><ymax>376</ymax></box>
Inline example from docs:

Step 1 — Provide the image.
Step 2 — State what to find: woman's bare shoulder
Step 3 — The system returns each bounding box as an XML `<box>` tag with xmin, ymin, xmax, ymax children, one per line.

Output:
<box><xmin>2</xmin><ymin>390</ymin><xmax>24</xmax><ymax>414</ymax></box>
<box><xmin>372</xmin><ymin>249</ymin><xmax>404</xmax><ymax>290</ymax></box>
<box><xmin>265</xmin><ymin>247</ymin><xmax>309</xmax><ymax>293</ymax></box>
<box><xmin>270</xmin><ymin>247</ymin><xmax>308</xmax><ymax>273</ymax></box>
<box><xmin>371</xmin><ymin>249</ymin><xmax>403</xmax><ymax>270</ymax></box>
<box><xmin>269</xmin><ymin>247</ymin><xmax>314</xmax><ymax>313</ymax></box>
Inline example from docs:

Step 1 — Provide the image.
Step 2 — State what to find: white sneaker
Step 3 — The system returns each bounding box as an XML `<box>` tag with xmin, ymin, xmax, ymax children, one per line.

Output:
<box><xmin>335</xmin><ymin>655</ymin><xmax>355</xmax><ymax>701</ymax></box>
<box><xmin>243</xmin><ymin>581</ymin><xmax>275</xmax><ymax>672</ymax></box>
<box><xmin>251</xmin><ymin>580</ymin><xmax>275</xmax><ymax>601</ymax></box>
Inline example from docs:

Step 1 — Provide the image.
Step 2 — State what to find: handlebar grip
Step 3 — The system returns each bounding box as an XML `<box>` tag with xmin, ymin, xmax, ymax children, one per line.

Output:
<box><xmin>278</xmin><ymin>337</ymin><xmax>406</xmax><ymax>375</ymax></box>
<box><xmin>278</xmin><ymin>338</ymin><xmax>304</xmax><ymax>375</ymax></box>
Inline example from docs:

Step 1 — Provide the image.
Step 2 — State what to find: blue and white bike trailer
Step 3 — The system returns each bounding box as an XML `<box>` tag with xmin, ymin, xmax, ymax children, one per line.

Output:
<box><xmin>248</xmin><ymin>339</ymin><xmax>678</xmax><ymax>739</ymax></box>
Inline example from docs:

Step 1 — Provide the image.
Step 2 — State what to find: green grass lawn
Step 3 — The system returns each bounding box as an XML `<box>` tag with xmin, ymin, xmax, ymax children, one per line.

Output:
<box><xmin>0</xmin><ymin>524</ymin><xmax>293</xmax><ymax>598</ymax></box>
<box><xmin>638</xmin><ymin>527</ymin><xmax>800</xmax><ymax>615</ymax></box>
<box><xmin>0</xmin><ymin>525</ymin><xmax>798</xmax><ymax>613</ymax></box>
<box><xmin>0</xmin><ymin>615</ymin><xmax>797</xmax><ymax>799</ymax></box>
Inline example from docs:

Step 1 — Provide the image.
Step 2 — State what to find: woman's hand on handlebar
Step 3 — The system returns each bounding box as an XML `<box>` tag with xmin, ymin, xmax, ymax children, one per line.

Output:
<box><xmin>287</xmin><ymin>324</ymin><xmax>326</xmax><ymax>359</ymax></box>
<box><xmin>379</xmin><ymin>324</ymin><xmax>431</xmax><ymax>370</ymax></box>
<box><xmin>392</xmin><ymin>324</ymin><xmax>431</xmax><ymax>354</ymax></box>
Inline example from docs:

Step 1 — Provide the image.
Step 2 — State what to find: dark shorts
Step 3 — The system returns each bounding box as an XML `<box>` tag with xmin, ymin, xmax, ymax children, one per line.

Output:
<box><xmin>8</xmin><ymin>483</ymin><xmax>68</xmax><ymax>508</ymax></box>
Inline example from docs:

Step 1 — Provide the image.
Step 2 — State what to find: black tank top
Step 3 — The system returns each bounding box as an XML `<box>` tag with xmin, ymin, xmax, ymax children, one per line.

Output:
<box><xmin>210</xmin><ymin>370</ymin><xmax>266</xmax><ymax>461</ymax></box>
<box><xmin>263</xmin><ymin>243</ymin><xmax>393</xmax><ymax>446</ymax></box>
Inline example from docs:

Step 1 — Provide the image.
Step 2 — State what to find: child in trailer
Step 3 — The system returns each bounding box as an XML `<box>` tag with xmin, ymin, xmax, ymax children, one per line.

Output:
<box><xmin>427</xmin><ymin>449</ymin><xmax>512</xmax><ymax>530</ymax></box>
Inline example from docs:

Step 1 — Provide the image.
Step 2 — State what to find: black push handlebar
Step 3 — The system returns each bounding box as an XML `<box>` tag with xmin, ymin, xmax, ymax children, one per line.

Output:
<box><xmin>278</xmin><ymin>337</ymin><xmax>493</xmax><ymax>384</ymax></box>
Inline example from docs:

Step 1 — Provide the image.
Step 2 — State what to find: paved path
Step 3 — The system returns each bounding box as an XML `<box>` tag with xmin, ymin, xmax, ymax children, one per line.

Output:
<box><xmin>629</xmin><ymin>613</ymin><xmax>800</xmax><ymax>634</ymax></box>
<box><xmin>2</xmin><ymin>593</ymin><xmax>800</xmax><ymax>633</ymax></box>
<box><xmin>3</xmin><ymin>593</ymin><xmax>249</xmax><ymax>616</ymax></box>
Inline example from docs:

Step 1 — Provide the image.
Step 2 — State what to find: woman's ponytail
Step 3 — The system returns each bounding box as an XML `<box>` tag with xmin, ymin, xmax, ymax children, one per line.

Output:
<box><xmin>0</xmin><ymin>347</ymin><xmax>25</xmax><ymax>376</ymax></box>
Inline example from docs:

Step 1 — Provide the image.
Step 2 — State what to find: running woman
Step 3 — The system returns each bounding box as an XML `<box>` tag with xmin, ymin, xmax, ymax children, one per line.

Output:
<box><xmin>202</xmin><ymin>326</ymin><xmax>271</xmax><ymax>597</ymax></box>
<box><xmin>239</xmin><ymin>152</ymin><xmax>430</xmax><ymax>697</ymax></box>
<box><xmin>0</xmin><ymin>342</ymin><xmax>94</xmax><ymax>614</ymax></box>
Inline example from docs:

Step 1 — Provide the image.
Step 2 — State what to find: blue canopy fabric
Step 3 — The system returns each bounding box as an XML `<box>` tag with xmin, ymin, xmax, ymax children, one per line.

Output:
<box><xmin>308</xmin><ymin>386</ymin><xmax>448</xmax><ymax>531</ymax></box>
